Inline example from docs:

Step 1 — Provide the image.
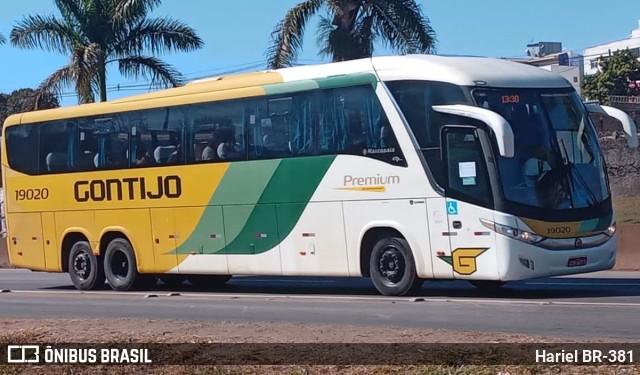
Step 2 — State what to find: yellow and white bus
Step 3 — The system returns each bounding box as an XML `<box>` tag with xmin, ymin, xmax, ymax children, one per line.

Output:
<box><xmin>2</xmin><ymin>55</ymin><xmax>637</xmax><ymax>295</ymax></box>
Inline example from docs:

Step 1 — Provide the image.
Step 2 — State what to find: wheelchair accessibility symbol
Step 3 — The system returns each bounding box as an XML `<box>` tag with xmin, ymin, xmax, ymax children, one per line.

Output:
<box><xmin>446</xmin><ymin>201</ymin><xmax>458</xmax><ymax>215</ymax></box>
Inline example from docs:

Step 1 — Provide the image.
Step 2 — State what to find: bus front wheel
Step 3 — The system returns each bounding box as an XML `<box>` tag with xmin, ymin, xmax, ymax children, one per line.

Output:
<box><xmin>369</xmin><ymin>237</ymin><xmax>421</xmax><ymax>296</ymax></box>
<box><xmin>68</xmin><ymin>241</ymin><xmax>105</xmax><ymax>290</ymax></box>
<box><xmin>104</xmin><ymin>238</ymin><xmax>151</xmax><ymax>291</ymax></box>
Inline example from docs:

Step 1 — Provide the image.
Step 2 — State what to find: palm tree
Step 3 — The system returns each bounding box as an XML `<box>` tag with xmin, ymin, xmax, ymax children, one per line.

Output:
<box><xmin>267</xmin><ymin>0</ymin><xmax>436</xmax><ymax>69</ymax></box>
<box><xmin>10</xmin><ymin>0</ymin><xmax>203</xmax><ymax>103</ymax></box>
<box><xmin>0</xmin><ymin>32</ymin><xmax>5</xmax><ymax>45</ymax></box>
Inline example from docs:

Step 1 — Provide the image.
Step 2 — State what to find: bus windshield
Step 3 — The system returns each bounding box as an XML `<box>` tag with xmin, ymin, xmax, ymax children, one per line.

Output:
<box><xmin>473</xmin><ymin>89</ymin><xmax>609</xmax><ymax>210</ymax></box>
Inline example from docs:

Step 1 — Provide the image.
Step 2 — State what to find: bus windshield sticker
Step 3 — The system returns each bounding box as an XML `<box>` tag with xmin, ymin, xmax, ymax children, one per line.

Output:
<box><xmin>462</xmin><ymin>177</ymin><xmax>476</xmax><ymax>186</ymax></box>
<box><xmin>458</xmin><ymin>162</ymin><xmax>476</xmax><ymax>178</ymax></box>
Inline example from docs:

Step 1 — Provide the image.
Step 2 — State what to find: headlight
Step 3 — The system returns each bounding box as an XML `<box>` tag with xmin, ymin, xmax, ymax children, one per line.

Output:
<box><xmin>480</xmin><ymin>219</ymin><xmax>544</xmax><ymax>244</ymax></box>
<box><xmin>605</xmin><ymin>223</ymin><xmax>616</xmax><ymax>237</ymax></box>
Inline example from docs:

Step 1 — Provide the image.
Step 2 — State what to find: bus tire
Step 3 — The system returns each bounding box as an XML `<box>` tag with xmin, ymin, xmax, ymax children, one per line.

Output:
<box><xmin>68</xmin><ymin>241</ymin><xmax>105</xmax><ymax>290</ymax></box>
<box><xmin>104</xmin><ymin>238</ymin><xmax>145</xmax><ymax>291</ymax></box>
<box><xmin>188</xmin><ymin>275</ymin><xmax>232</xmax><ymax>289</ymax></box>
<box><xmin>369</xmin><ymin>236</ymin><xmax>420</xmax><ymax>296</ymax></box>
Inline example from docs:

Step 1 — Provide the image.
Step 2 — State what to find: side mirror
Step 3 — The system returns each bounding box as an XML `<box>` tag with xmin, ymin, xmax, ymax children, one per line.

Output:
<box><xmin>432</xmin><ymin>104</ymin><xmax>515</xmax><ymax>157</ymax></box>
<box><xmin>585</xmin><ymin>103</ymin><xmax>638</xmax><ymax>149</ymax></box>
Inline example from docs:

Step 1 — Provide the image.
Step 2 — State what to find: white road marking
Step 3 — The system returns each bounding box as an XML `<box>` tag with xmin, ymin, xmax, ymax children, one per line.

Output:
<box><xmin>4</xmin><ymin>289</ymin><xmax>640</xmax><ymax>308</ymax></box>
<box><xmin>526</xmin><ymin>282</ymin><xmax>640</xmax><ymax>287</ymax></box>
<box><xmin>232</xmin><ymin>279</ymin><xmax>336</xmax><ymax>284</ymax></box>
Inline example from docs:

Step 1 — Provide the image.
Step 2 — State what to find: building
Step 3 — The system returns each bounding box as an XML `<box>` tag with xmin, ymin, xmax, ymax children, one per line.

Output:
<box><xmin>508</xmin><ymin>42</ymin><xmax>584</xmax><ymax>95</ymax></box>
<box><xmin>584</xmin><ymin>21</ymin><xmax>640</xmax><ymax>76</ymax></box>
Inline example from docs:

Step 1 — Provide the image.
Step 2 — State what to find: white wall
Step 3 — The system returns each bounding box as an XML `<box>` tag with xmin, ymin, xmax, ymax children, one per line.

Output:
<box><xmin>584</xmin><ymin>26</ymin><xmax>640</xmax><ymax>75</ymax></box>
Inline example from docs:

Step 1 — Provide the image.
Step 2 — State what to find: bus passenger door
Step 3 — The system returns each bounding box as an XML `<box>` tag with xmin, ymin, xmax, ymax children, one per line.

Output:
<box><xmin>6</xmin><ymin>213</ymin><xmax>46</xmax><ymax>270</ymax></box>
<box><xmin>150</xmin><ymin>208</ymin><xmax>179</xmax><ymax>273</ymax></box>
<box><xmin>441</xmin><ymin>126</ymin><xmax>498</xmax><ymax>280</ymax></box>
<box><xmin>426</xmin><ymin>198</ymin><xmax>454</xmax><ymax>279</ymax></box>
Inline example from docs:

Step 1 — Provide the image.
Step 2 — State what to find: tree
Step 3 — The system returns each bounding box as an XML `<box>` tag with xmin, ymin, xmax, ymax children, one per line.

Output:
<box><xmin>10</xmin><ymin>0</ymin><xmax>204</xmax><ymax>103</ymax></box>
<box><xmin>267</xmin><ymin>0</ymin><xmax>436</xmax><ymax>69</ymax></box>
<box><xmin>582</xmin><ymin>49</ymin><xmax>640</xmax><ymax>104</ymax></box>
<box><xmin>0</xmin><ymin>32</ymin><xmax>5</xmax><ymax>45</ymax></box>
<box><xmin>0</xmin><ymin>88</ymin><xmax>59</xmax><ymax>125</ymax></box>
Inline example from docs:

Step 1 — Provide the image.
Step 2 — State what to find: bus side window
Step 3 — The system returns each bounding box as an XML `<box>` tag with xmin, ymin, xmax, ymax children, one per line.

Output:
<box><xmin>119</xmin><ymin>108</ymin><xmax>185</xmax><ymax>167</ymax></box>
<box><xmin>249</xmin><ymin>93</ymin><xmax>315</xmax><ymax>160</ymax></box>
<box><xmin>41</xmin><ymin>120</ymin><xmax>77</xmax><ymax>173</ymax></box>
<box><xmin>387</xmin><ymin>81</ymin><xmax>469</xmax><ymax>183</ymax></box>
<box><xmin>325</xmin><ymin>85</ymin><xmax>405</xmax><ymax>166</ymax></box>
<box><xmin>288</xmin><ymin>93</ymin><xmax>315</xmax><ymax>156</ymax></box>
<box><xmin>78</xmin><ymin>118</ymin><xmax>99</xmax><ymax>171</ymax></box>
<box><xmin>190</xmin><ymin>101</ymin><xmax>246</xmax><ymax>162</ymax></box>
<box><xmin>5</xmin><ymin>124</ymin><xmax>39</xmax><ymax>175</ymax></box>
<box><xmin>317</xmin><ymin>89</ymin><xmax>348</xmax><ymax>155</ymax></box>
<box><xmin>265</xmin><ymin>97</ymin><xmax>292</xmax><ymax>158</ymax></box>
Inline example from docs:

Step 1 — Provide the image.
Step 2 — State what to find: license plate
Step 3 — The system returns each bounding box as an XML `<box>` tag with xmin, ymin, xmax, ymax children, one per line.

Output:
<box><xmin>567</xmin><ymin>256</ymin><xmax>587</xmax><ymax>267</ymax></box>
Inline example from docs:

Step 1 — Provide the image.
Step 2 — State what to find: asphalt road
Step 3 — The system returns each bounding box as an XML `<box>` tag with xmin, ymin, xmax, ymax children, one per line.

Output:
<box><xmin>1</xmin><ymin>269</ymin><xmax>639</xmax><ymax>339</ymax></box>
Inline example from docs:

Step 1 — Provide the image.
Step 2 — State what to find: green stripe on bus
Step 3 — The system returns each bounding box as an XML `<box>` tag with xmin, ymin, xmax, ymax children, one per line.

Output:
<box><xmin>174</xmin><ymin>157</ymin><xmax>335</xmax><ymax>256</ymax></box>
<box><xmin>173</xmin><ymin>160</ymin><xmax>280</xmax><ymax>255</ymax></box>
<box><xmin>210</xmin><ymin>160</ymin><xmax>281</xmax><ymax>205</ymax></box>
<box><xmin>263</xmin><ymin>80</ymin><xmax>319</xmax><ymax>95</ymax></box>
<box><xmin>314</xmin><ymin>73</ymin><xmax>377</xmax><ymax>89</ymax></box>
<box><xmin>222</xmin><ymin>155</ymin><xmax>335</xmax><ymax>255</ymax></box>
<box><xmin>261</xmin><ymin>73</ymin><xmax>378</xmax><ymax>97</ymax></box>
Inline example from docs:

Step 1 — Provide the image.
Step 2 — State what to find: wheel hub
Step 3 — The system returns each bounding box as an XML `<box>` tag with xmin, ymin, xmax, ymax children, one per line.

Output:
<box><xmin>110</xmin><ymin>251</ymin><xmax>129</xmax><ymax>279</ymax></box>
<box><xmin>379</xmin><ymin>247</ymin><xmax>404</xmax><ymax>284</ymax></box>
<box><xmin>73</xmin><ymin>253</ymin><xmax>91</xmax><ymax>280</ymax></box>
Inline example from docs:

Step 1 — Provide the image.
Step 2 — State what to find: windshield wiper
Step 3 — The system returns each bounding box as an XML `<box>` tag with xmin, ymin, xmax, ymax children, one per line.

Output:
<box><xmin>559</xmin><ymin>139</ymin><xmax>598</xmax><ymax>207</ymax></box>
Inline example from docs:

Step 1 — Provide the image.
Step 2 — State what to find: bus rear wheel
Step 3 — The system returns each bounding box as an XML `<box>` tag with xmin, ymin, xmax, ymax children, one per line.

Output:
<box><xmin>68</xmin><ymin>241</ymin><xmax>105</xmax><ymax>290</ymax></box>
<box><xmin>104</xmin><ymin>238</ymin><xmax>151</xmax><ymax>291</ymax></box>
<box><xmin>369</xmin><ymin>236</ymin><xmax>421</xmax><ymax>296</ymax></box>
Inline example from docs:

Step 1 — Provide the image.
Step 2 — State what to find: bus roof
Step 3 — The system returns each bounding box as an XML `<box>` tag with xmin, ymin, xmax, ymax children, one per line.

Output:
<box><xmin>4</xmin><ymin>54</ymin><xmax>571</xmax><ymax>127</ymax></box>
<box><xmin>371</xmin><ymin>54</ymin><xmax>572</xmax><ymax>89</ymax></box>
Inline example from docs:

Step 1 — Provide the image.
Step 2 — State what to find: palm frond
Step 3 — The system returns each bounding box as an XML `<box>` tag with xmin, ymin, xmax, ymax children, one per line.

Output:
<box><xmin>117</xmin><ymin>55</ymin><xmax>184</xmax><ymax>88</ymax></box>
<box><xmin>317</xmin><ymin>14</ymin><xmax>373</xmax><ymax>62</ymax></box>
<box><xmin>113</xmin><ymin>0</ymin><xmax>162</xmax><ymax>24</ymax></box>
<box><xmin>10</xmin><ymin>14</ymin><xmax>78</xmax><ymax>54</ymax></box>
<box><xmin>316</xmin><ymin>16</ymin><xmax>335</xmax><ymax>57</ymax></box>
<box><xmin>113</xmin><ymin>17</ymin><xmax>204</xmax><ymax>57</ymax></box>
<box><xmin>72</xmin><ymin>43</ymin><xmax>101</xmax><ymax>103</ymax></box>
<box><xmin>267</xmin><ymin>0</ymin><xmax>325</xmax><ymax>69</ymax></box>
<box><xmin>353</xmin><ymin>13</ymin><xmax>375</xmax><ymax>58</ymax></box>
<box><xmin>0</xmin><ymin>33</ymin><xmax>5</xmax><ymax>45</ymax></box>
<box><xmin>370</xmin><ymin>0</ymin><xmax>436</xmax><ymax>54</ymax></box>
<box><xmin>37</xmin><ymin>62</ymin><xmax>94</xmax><ymax>104</ymax></box>
<box><xmin>54</xmin><ymin>0</ymin><xmax>87</xmax><ymax>32</ymax></box>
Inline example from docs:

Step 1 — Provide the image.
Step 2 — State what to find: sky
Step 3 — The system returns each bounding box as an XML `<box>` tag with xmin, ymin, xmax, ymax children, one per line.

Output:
<box><xmin>2</xmin><ymin>0</ymin><xmax>640</xmax><ymax>106</ymax></box>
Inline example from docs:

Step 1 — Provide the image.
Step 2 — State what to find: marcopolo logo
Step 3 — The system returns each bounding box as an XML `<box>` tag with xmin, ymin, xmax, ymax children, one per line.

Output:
<box><xmin>74</xmin><ymin>176</ymin><xmax>182</xmax><ymax>202</ymax></box>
